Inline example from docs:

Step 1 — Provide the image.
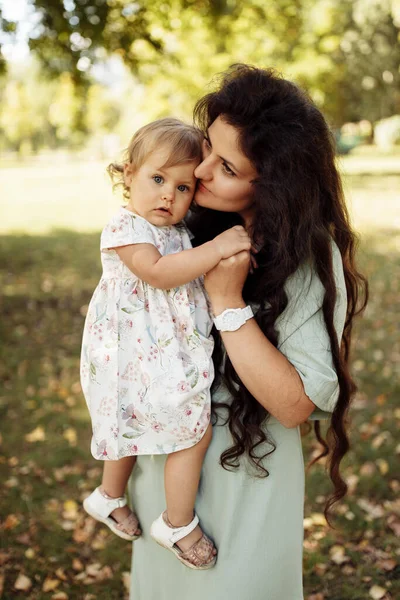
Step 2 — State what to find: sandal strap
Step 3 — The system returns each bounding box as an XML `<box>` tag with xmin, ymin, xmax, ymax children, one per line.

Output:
<box><xmin>161</xmin><ymin>512</ymin><xmax>200</xmax><ymax>546</ymax></box>
<box><xmin>92</xmin><ymin>487</ymin><xmax>127</xmax><ymax>518</ymax></box>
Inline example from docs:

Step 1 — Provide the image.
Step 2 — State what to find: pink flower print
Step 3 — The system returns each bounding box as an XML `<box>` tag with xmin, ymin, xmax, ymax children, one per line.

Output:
<box><xmin>121</xmin><ymin>362</ymin><xmax>135</xmax><ymax>382</ymax></box>
<box><xmin>177</xmin><ymin>381</ymin><xmax>189</xmax><ymax>393</ymax></box>
<box><xmin>202</xmin><ymin>370</ymin><xmax>209</xmax><ymax>378</ymax></box>
<box><xmin>96</xmin><ymin>439</ymin><xmax>109</xmax><ymax>458</ymax></box>
<box><xmin>185</xmin><ymin>408</ymin><xmax>192</xmax><ymax>416</ymax></box>
<box><xmin>129</xmin><ymin>443</ymin><xmax>138</xmax><ymax>454</ymax></box>
<box><xmin>121</xmin><ymin>404</ymin><xmax>137</xmax><ymax>428</ymax></box>
<box><xmin>151</xmin><ymin>422</ymin><xmax>162</xmax><ymax>433</ymax></box>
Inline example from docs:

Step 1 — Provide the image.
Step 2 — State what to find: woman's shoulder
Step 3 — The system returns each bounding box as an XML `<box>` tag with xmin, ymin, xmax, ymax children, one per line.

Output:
<box><xmin>276</xmin><ymin>238</ymin><xmax>347</xmax><ymax>340</ymax></box>
<box><xmin>285</xmin><ymin>238</ymin><xmax>345</xmax><ymax>300</ymax></box>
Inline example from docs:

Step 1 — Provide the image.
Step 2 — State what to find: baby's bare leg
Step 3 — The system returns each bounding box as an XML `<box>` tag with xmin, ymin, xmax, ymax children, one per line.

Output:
<box><xmin>101</xmin><ymin>456</ymin><xmax>140</xmax><ymax>534</ymax></box>
<box><xmin>164</xmin><ymin>424</ymin><xmax>215</xmax><ymax>557</ymax></box>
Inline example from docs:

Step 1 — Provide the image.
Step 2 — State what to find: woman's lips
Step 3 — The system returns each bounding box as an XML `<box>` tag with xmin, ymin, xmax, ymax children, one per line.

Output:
<box><xmin>198</xmin><ymin>182</ymin><xmax>212</xmax><ymax>195</ymax></box>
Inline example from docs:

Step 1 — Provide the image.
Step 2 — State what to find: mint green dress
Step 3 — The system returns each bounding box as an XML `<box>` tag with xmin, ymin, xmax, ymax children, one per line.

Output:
<box><xmin>129</xmin><ymin>241</ymin><xmax>347</xmax><ymax>600</ymax></box>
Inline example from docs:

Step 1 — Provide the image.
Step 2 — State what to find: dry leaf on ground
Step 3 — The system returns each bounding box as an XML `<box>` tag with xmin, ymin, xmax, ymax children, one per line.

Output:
<box><xmin>14</xmin><ymin>574</ymin><xmax>32</xmax><ymax>591</ymax></box>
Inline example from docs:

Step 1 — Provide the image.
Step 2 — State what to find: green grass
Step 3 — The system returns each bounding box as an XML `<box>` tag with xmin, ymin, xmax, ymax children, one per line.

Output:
<box><xmin>0</xmin><ymin>154</ymin><xmax>399</xmax><ymax>599</ymax></box>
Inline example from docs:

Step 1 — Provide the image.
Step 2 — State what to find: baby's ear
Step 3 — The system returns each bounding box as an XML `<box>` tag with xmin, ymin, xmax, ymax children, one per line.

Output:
<box><xmin>123</xmin><ymin>162</ymin><xmax>134</xmax><ymax>186</ymax></box>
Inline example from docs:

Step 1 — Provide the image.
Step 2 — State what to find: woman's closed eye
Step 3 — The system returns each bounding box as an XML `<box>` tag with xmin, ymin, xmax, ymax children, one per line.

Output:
<box><xmin>222</xmin><ymin>162</ymin><xmax>235</xmax><ymax>177</ymax></box>
<box><xmin>203</xmin><ymin>136</ymin><xmax>236</xmax><ymax>177</ymax></box>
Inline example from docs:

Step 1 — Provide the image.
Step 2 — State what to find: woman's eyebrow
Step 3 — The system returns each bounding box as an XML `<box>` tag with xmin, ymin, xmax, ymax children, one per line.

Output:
<box><xmin>206</xmin><ymin>131</ymin><xmax>242</xmax><ymax>175</ymax></box>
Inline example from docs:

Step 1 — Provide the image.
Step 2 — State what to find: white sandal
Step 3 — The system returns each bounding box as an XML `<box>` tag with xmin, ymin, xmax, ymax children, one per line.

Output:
<box><xmin>150</xmin><ymin>511</ymin><xmax>217</xmax><ymax>570</ymax></box>
<box><xmin>83</xmin><ymin>487</ymin><xmax>141</xmax><ymax>541</ymax></box>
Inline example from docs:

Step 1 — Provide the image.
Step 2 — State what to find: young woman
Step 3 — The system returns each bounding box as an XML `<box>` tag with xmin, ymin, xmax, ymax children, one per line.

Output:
<box><xmin>128</xmin><ymin>65</ymin><xmax>368</xmax><ymax>599</ymax></box>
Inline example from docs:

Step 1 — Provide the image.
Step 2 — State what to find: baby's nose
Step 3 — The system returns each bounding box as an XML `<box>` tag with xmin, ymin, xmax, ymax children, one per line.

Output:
<box><xmin>162</xmin><ymin>192</ymin><xmax>174</xmax><ymax>204</ymax></box>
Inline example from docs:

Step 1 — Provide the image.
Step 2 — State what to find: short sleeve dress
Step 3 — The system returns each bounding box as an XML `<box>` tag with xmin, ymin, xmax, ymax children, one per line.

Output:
<box><xmin>80</xmin><ymin>207</ymin><xmax>214</xmax><ymax>461</ymax></box>
<box><xmin>128</xmin><ymin>240</ymin><xmax>347</xmax><ymax>600</ymax></box>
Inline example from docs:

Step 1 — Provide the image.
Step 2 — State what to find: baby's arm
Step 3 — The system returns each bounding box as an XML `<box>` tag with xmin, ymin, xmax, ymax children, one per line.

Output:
<box><xmin>113</xmin><ymin>226</ymin><xmax>250</xmax><ymax>289</ymax></box>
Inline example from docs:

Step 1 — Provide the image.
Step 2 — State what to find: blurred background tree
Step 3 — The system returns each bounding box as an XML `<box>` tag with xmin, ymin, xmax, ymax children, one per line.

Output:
<box><xmin>0</xmin><ymin>0</ymin><xmax>399</xmax><ymax>153</ymax></box>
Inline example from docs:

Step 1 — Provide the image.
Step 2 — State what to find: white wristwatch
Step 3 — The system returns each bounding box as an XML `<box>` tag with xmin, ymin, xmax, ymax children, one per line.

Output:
<box><xmin>213</xmin><ymin>306</ymin><xmax>254</xmax><ymax>332</ymax></box>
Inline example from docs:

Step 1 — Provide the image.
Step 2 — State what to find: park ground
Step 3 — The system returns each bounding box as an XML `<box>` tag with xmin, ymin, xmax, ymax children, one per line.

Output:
<box><xmin>0</xmin><ymin>149</ymin><xmax>399</xmax><ymax>599</ymax></box>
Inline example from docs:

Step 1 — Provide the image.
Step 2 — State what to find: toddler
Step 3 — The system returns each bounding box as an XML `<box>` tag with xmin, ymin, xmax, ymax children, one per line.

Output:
<box><xmin>81</xmin><ymin>118</ymin><xmax>251</xmax><ymax>569</ymax></box>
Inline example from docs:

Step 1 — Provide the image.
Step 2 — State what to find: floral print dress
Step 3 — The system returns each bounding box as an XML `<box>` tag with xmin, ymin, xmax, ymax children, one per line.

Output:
<box><xmin>80</xmin><ymin>207</ymin><xmax>214</xmax><ymax>460</ymax></box>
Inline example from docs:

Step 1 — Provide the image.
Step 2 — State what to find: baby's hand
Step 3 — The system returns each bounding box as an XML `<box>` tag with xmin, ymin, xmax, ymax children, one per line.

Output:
<box><xmin>213</xmin><ymin>226</ymin><xmax>252</xmax><ymax>260</ymax></box>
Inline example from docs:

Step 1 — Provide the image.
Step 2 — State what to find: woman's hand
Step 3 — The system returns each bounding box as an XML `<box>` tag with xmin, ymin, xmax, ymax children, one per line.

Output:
<box><xmin>204</xmin><ymin>250</ymin><xmax>251</xmax><ymax>314</ymax></box>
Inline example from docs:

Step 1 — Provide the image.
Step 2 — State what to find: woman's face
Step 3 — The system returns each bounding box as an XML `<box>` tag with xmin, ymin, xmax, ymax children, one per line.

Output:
<box><xmin>193</xmin><ymin>116</ymin><xmax>258</xmax><ymax>224</ymax></box>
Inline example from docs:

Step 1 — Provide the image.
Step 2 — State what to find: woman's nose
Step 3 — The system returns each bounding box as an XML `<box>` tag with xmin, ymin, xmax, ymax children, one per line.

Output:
<box><xmin>194</xmin><ymin>156</ymin><xmax>212</xmax><ymax>180</ymax></box>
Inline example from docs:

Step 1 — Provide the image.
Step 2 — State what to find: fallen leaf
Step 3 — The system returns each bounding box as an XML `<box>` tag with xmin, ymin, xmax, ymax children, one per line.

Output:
<box><xmin>25</xmin><ymin>548</ymin><xmax>35</xmax><ymax>559</ymax></box>
<box><xmin>357</xmin><ymin>498</ymin><xmax>385</xmax><ymax>519</ymax></box>
<box><xmin>62</xmin><ymin>500</ymin><xmax>78</xmax><ymax>520</ymax></box>
<box><xmin>376</xmin><ymin>558</ymin><xmax>396</xmax><ymax>571</ymax></box>
<box><xmin>329</xmin><ymin>545</ymin><xmax>350</xmax><ymax>565</ymax></box>
<box><xmin>72</xmin><ymin>558</ymin><xmax>84</xmax><ymax>572</ymax></box>
<box><xmin>63</xmin><ymin>428</ymin><xmax>77</xmax><ymax>446</ymax></box>
<box><xmin>25</xmin><ymin>426</ymin><xmax>46</xmax><ymax>442</ymax></box>
<box><xmin>55</xmin><ymin>568</ymin><xmax>67</xmax><ymax>581</ymax></box>
<box><xmin>14</xmin><ymin>574</ymin><xmax>32</xmax><ymax>591</ymax></box>
<box><xmin>387</xmin><ymin>515</ymin><xmax>400</xmax><ymax>536</ymax></box>
<box><xmin>51</xmin><ymin>593</ymin><xmax>68</xmax><ymax>600</ymax></box>
<box><xmin>43</xmin><ymin>578</ymin><xmax>60</xmax><ymax>592</ymax></box>
<box><xmin>376</xmin><ymin>459</ymin><xmax>389</xmax><ymax>475</ymax></box>
<box><xmin>3</xmin><ymin>514</ymin><xmax>20</xmax><ymax>530</ymax></box>
<box><xmin>122</xmin><ymin>571</ymin><xmax>131</xmax><ymax>592</ymax></box>
<box><xmin>308</xmin><ymin>594</ymin><xmax>324</xmax><ymax>600</ymax></box>
<box><xmin>360</xmin><ymin>462</ymin><xmax>376</xmax><ymax>476</ymax></box>
<box><xmin>0</xmin><ymin>573</ymin><xmax>4</xmax><ymax>596</ymax></box>
<box><xmin>369</xmin><ymin>585</ymin><xmax>387</xmax><ymax>599</ymax></box>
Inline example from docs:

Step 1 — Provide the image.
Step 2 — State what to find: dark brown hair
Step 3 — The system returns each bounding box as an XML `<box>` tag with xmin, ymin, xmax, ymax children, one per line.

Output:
<box><xmin>188</xmin><ymin>64</ymin><xmax>368</xmax><ymax>524</ymax></box>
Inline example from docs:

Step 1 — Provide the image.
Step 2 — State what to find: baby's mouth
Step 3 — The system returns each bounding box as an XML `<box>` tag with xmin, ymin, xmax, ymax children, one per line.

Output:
<box><xmin>155</xmin><ymin>207</ymin><xmax>172</xmax><ymax>215</ymax></box>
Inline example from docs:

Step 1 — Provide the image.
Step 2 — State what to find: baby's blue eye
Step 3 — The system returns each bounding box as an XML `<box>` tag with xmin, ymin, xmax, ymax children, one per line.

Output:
<box><xmin>153</xmin><ymin>175</ymin><xmax>163</xmax><ymax>184</ymax></box>
<box><xmin>178</xmin><ymin>185</ymin><xmax>189</xmax><ymax>192</ymax></box>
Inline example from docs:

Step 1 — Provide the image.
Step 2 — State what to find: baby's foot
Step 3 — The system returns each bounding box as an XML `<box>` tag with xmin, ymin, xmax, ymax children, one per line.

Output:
<box><xmin>163</xmin><ymin>512</ymin><xmax>217</xmax><ymax>566</ymax></box>
<box><xmin>83</xmin><ymin>486</ymin><xmax>141</xmax><ymax>541</ymax></box>
<box><xmin>100</xmin><ymin>488</ymin><xmax>141</xmax><ymax>537</ymax></box>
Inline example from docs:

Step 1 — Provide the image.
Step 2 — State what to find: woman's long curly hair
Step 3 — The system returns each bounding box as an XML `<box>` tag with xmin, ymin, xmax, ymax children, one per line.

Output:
<box><xmin>187</xmin><ymin>64</ymin><xmax>368</xmax><ymax>525</ymax></box>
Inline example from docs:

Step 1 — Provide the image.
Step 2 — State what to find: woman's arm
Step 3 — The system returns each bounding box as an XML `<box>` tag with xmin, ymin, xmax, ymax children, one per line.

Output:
<box><xmin>204</xmin><ymin>251</ymin><xmax>334</xmax><ymax>429</ymax></box>
<box><xmin>114</xmin><ymin>225</ymin><xmax>251</xmax><ymax>290</ymax></box>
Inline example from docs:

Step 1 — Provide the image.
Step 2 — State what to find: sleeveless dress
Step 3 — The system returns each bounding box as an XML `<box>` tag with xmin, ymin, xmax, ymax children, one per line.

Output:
<box><xmin>80</xmin><ymin>207</ymin><xmax>214</xmax><ymax>460</ymax></box>
<box><xmin>129</xmin><ymin>240</ymin><xmax>347</xmax><ymax>600</ymax></box>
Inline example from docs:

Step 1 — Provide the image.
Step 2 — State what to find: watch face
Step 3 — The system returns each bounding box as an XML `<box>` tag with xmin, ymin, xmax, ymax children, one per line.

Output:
<box><xmin>222</xmin><ymin>310</ymin><xmax>241</xmax><ymax>331</ymax></box>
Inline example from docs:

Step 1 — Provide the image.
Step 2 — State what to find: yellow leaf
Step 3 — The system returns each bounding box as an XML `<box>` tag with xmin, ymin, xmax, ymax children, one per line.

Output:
<box><xmin>376</xmin><ymin>458</ymin><xmax>389</xmax><ymax>475</ymax></box>
<box><xmin>25</xmin><ymin>426</ymin><xmax>46</xmax><ymax>442</ymax></box>
<box><xmin>376</xmin><ymin>394</ymin><xmax>386</xmax><ymax>405</ymax></box>
<box><xmin>52</xmin><ymin>593</ymin><xmax>69</xmax><ymax>600</ymax></box>
<box><xmin>25</xmin><ymin>548</ymin><xmax>35</xmax><ymax>559</ymax></box>
<box><xmin>14</xmin><ymin>574</ymin><xmax>32</xmax><ymax>591</ymax></box>
<box><xmin>42</xmin><ymin>578</ymin><xmax>60</xmax><ymax>592</ymax></box>
<box><xmin>369</xmin><ymin>585</ymin><xmax>387</xmax><ymax>599</ymax></box>
<box><xmin>63</xmin><ymin>428</ymin><xmax>77</xmax><ymax>447</ymax></box>
<box><xmin>311</xmin><ymin>513</ymin><xmax>327</xmax><ymax>526</ymax></box>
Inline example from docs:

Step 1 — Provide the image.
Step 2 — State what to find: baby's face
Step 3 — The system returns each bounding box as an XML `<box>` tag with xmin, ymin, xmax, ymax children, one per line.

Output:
<box><xmin>124</xmin><ymin>147</ymin><xmax>199</xmax><ymax>227</ymax></box>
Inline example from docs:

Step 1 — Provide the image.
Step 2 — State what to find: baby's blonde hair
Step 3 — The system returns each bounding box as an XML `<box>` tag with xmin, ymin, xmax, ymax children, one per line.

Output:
<box><xmin>107</xmin><ymin>118</ymin><xmax>203</xmax><ymax>198</ymax></box>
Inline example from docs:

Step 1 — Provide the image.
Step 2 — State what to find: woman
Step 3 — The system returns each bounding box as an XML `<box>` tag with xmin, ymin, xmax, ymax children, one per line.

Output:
<box><xmin>129</xmin><ymin>64</ymin><xmax>367</xmax><ymax>599</ymax></box>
